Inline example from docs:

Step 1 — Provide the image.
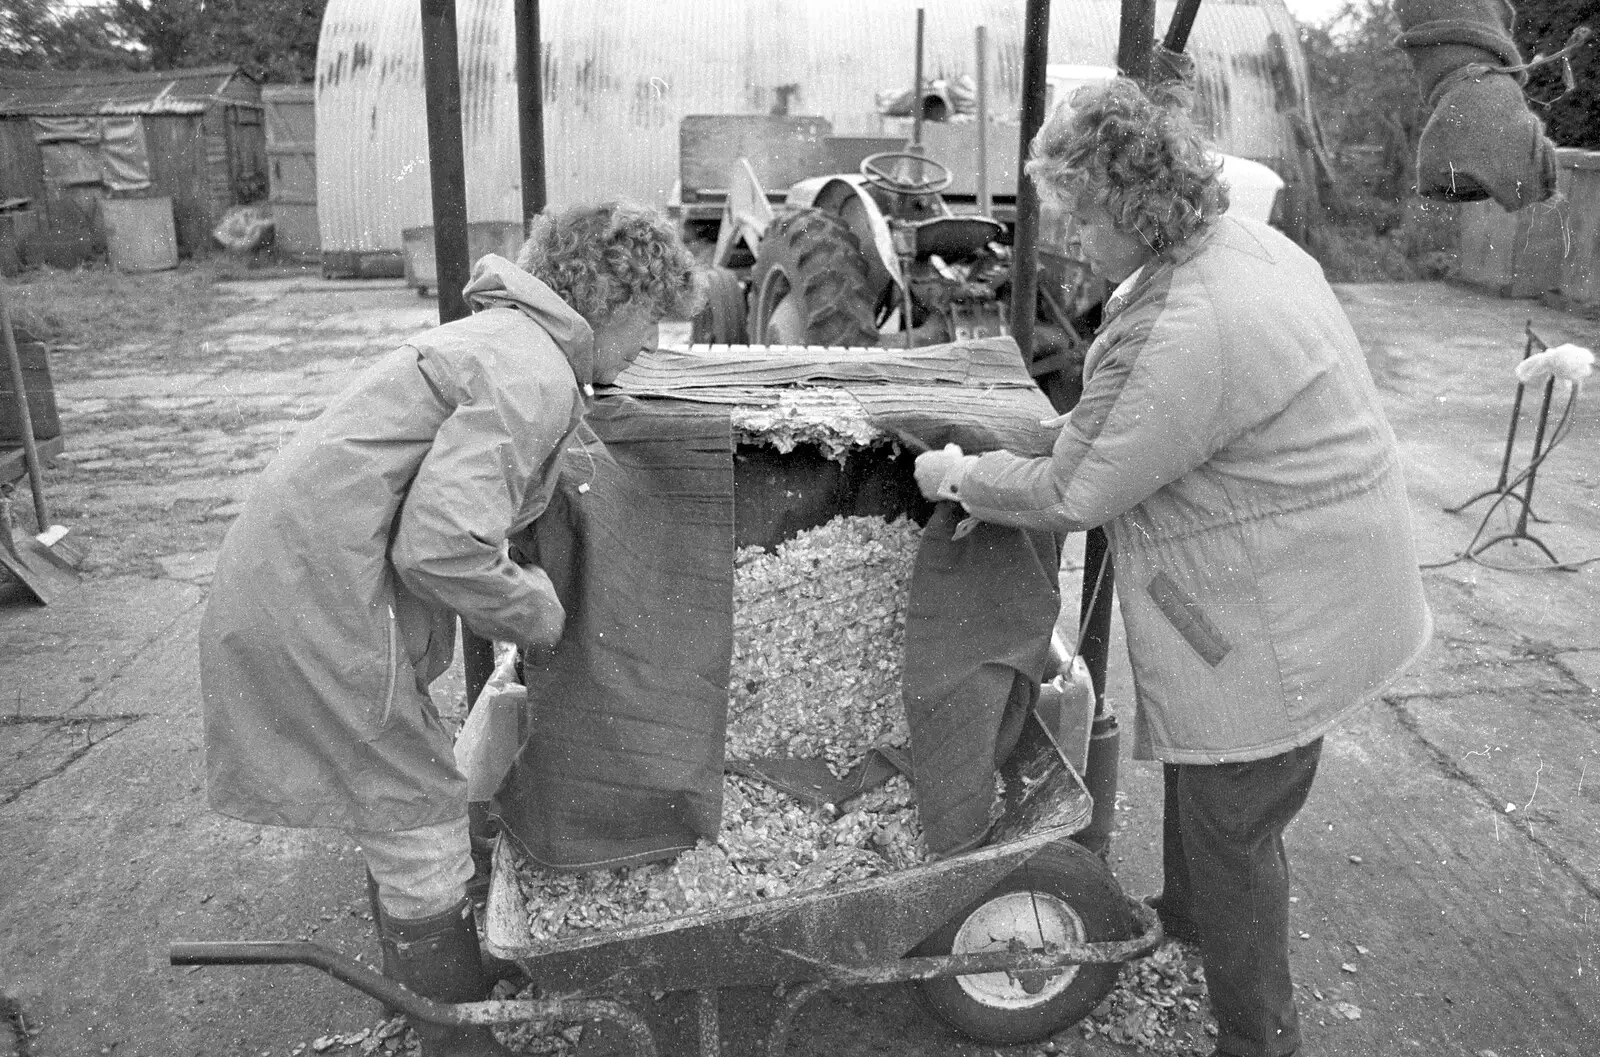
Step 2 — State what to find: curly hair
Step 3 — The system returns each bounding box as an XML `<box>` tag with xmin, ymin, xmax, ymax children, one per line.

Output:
<box><xmin>1025</xmin><ymin>78</ymin><xmax>1228</xmax><ymax>255</ymax></box>
<box><xmin>516</xmin><ymin>201</ymin><xmax>705</xmax><ymax>324</ymax></box>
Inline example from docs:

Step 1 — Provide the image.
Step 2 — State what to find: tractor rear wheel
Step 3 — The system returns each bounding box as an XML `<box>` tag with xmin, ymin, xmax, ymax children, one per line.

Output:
<box><xmin>749</xmin><ymin>208</ymin><xmax>879</xmax><ymax>347</ymax></box>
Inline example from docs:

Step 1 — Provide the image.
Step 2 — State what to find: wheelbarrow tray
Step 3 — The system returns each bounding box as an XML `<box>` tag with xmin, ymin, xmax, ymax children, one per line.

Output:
<box><xmin>483</xmin><ymin>732</ymin><xmax>1093</xmax><ymax>995</ymax></box>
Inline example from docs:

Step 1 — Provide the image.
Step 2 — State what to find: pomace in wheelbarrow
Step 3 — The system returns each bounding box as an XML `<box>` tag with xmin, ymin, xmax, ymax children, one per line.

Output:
<box><xmin>727</xmin><ymin>513</ymin><xmax>921</xmax><ymax>778</ymax></box>
<box><xmin>515</xmin><ymin>773</ymin><xmax>926</xmax><ymax>942</ymax></box>
<box><xmin>515</xmin><ymin>515</ymin><xmax>931</xmax><ymax>944</ymax></box>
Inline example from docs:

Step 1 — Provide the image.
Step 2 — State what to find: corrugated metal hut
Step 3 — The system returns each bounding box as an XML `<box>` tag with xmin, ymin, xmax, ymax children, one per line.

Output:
<box><xmin>0</xmin><ymin>66</ymin><xmax>266</xmax><ymax>264</ymax></box>
<box><xmin>315</xmin><ymin>0</ymin><xmax>1317</xmax><ymax>276</ymax></box>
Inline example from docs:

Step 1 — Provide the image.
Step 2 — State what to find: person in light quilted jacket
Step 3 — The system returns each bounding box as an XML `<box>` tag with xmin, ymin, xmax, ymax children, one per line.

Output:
<box><xmin>914</xmin><ymin>79</ymin><xmax>1430</xmax><ymax>1057</ymax></box>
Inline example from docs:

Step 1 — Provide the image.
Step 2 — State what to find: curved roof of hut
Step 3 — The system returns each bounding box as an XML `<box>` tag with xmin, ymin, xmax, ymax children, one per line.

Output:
<box><xmin>314</xmin><ymin>0</ymin><xmax>1315</xmax><ymax>254</ymax></box>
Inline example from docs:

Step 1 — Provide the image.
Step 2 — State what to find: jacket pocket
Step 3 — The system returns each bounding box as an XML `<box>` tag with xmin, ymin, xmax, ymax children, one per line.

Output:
<box><xmin>379</xmin><ymin>604</ymin><xmax>401</xmax><ymax>729</ymax></box>
<box><xmin>1147</xmin><ymin>570</ymin><xmax>1232</xmax><ymax>668</ymax></box>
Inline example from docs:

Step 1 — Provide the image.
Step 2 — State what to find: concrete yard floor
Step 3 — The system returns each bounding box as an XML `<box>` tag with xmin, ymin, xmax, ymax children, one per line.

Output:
<box><xmin>1</xmin><ymin>277</ymin><xmax>1597</xmax><ymax>1057</ymax></box>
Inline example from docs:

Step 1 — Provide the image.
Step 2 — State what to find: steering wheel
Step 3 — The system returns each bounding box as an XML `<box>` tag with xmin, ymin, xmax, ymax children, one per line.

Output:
<box><xmin>860</xmin><ymin>151</ymin><xmax>954</xmax><ymax>196</ymax></box>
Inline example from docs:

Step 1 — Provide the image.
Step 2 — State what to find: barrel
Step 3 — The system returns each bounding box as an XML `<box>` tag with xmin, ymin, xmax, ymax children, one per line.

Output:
<box><xmin>102</xmin><ymin>196</ymin><xmax>179</xmax><ymax>273</ymax></box>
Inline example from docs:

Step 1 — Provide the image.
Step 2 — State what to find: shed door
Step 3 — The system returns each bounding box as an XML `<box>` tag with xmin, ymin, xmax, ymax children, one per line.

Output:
<box><xmin>224</xmin><ymin>105</ymin><xmax>267</xmax><ymax>203</ymax></box>
<box><xmin>263</xmin><ymin>89</ymin><xmax>318</xmax><ymax>257</ymax></box>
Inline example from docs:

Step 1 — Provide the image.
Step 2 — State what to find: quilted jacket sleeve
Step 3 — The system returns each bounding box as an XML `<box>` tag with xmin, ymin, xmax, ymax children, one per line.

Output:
<box><xmin>390</xmin><ymin>338</ymin><xmax>572</xmax><ymax>653</ymax></box>
<box><xmin>954</xmin><ymin>274</ymin><xmax>1232</xmax><ymax>533</ymax></box>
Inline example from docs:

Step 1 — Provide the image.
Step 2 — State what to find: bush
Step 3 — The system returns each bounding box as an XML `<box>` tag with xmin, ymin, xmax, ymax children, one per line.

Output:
<box><xmin>1298</xmin><ymin>1</ymin><xmax>1470</xmax><ymax>281</ymax></box>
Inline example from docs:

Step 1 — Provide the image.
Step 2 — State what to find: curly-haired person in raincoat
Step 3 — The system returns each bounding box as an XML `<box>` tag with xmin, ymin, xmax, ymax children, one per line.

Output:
<box><xmin>914</xmin><ymin>81</ymin><xmax>1430</xmax><ymax>1057</ymax></box>
<box><xmin>200</xmin><ymin>202</ymin><xmax>702</xmax><ymax>1057</ymax></box>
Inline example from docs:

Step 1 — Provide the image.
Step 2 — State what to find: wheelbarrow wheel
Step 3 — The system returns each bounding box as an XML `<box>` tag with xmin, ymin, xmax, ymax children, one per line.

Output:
<box><xmin>912</xmin><ymin>839</ymin><xmax>1131</xmax><ymax>1045</ymax></box>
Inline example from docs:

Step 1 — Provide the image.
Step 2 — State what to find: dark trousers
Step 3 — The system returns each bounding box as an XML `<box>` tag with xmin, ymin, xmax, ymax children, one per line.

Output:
<box><xmin>1161</xmin><ymin>739</ymin><xmax>1322</xmax><ymax>1057</ymax></box>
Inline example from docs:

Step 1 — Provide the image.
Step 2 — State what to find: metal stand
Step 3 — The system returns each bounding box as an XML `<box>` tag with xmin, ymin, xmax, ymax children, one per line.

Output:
<box><xmin>1440</xmin><ymin>324</ymin><xmax>1585</xmax><ymax>571</ymax></box>
<box><xmin>1444</xmin><ymin>323</ymin><xmax>1548</xmax><ymax>524</ymax></box>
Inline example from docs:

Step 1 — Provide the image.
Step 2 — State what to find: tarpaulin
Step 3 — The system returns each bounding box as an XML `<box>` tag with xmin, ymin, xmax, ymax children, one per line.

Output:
<box><xmin>30</xmin><ymin>115</ymin><xmax>151</xmax><ymax>192</ymax></box>
<box><xmin>902</xmin><ymin>506</ymin><xmax>1059</xmax><ymax>856</ymax></box>
<box><xmin>496</xmin><ymin>397</ymin><xmax>737</xmax><ymax>871</ymax></box>
<box><xmin>496</xmin><ymin>337</ymin><xmax>1063</xmax><ymax>869</ymax></box>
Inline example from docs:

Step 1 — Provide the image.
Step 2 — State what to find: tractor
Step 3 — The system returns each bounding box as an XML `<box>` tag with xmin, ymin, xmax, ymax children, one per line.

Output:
<box><xmin>681</xmin><ymin>63</ymin><xmax>1286</xmax><ymax>408</ymax></box>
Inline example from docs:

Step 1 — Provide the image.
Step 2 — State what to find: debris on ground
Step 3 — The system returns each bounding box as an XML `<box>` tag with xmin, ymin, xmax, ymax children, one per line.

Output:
<box><xmin>1078</xmin><ymin>940</ymin><xmax>1215</xmax><ymax>1055</ymax></box>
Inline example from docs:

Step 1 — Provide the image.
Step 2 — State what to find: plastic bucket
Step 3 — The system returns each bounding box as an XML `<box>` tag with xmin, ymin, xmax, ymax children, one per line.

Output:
<box><xmin>103</xmin><ymin>196</ymin><xmax>179</xmax><ymax>273</ymax></box>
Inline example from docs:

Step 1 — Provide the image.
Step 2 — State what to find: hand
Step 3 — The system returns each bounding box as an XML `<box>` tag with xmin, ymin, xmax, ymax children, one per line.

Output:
<box><xmin>914</xmin><ymin>444</ymin><xmax>965</xmax><ymax>501</ymax></box>
<box><xmin>520</xmin><ymin>564</ymin><xmax>566</xmax><ymax>648</ymax></box>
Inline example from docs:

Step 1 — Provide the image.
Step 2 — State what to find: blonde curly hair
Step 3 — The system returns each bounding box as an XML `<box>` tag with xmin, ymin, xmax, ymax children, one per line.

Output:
<box><xmin>1026</xmin><ymin>78</ymin><xmax>1227</xmax><ymax>255</ymax></box>
<box><xmin>516</xmin><ymin>201</ymin><xmax>705</xmax><ymax>324</ymax></box>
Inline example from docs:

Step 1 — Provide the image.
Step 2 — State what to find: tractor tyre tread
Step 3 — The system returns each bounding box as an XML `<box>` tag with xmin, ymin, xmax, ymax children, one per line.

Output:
<box><xmin>751</xmin><ymin>208</ymin><xmax>879</xmax><ymax>347</ymax></box>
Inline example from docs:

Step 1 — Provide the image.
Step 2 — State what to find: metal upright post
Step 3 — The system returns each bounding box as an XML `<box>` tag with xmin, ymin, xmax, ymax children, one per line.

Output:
<box><xmin>1008</xmin><ymin>0</ymin><xmax>1051</xmax><ymax>362</ymax></box>
<box><xmin>911</xmin><ymin>7</ymin><xmax>926</xmax><ymax>151</ymax></box>
<box><xmin>514</xmin><ymin>0</ymin><xmax>547</xmax><ymax>223</ymax></box>
<box><xmin>420</xmin><ymin>0</ymin><xmax>471</xmax><ymax>327</ymax></box>
<box><xmin>420</xmin><ymin>0</ymin><xmax>495</xmax><ymax>706</ymax></box>
<box><xmin>1162</xmin><ymin>0</ymin><xmax>1205</xmax><ymax>53</ymax></box>
<box><xmin>1076</xmin><ymin>0</ymin><xmax>1165</xmax><ymax>858</ymax></box>
<box><xmin>975</xmin><ymin>26</ymin><xmax>991</xmax><ymax>217</ymax></box>
<box><xmin>1118</xmin><ymin>0</ymin><xmax>1157</xmax><ymax>80</ymax></box>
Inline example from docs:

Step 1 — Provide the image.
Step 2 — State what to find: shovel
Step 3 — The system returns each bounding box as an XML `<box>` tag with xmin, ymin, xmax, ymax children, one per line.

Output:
<box><xmin>0</xmin><ymin>275</ymin><xmax>81</xmax><ymax>604</ymax></box>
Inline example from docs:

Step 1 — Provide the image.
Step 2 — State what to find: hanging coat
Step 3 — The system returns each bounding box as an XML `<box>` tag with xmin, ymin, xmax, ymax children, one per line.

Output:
<box><xmin>200</xmin><ymin>256</ymin><xmax>595</xmax><ymax>832</ymax></box>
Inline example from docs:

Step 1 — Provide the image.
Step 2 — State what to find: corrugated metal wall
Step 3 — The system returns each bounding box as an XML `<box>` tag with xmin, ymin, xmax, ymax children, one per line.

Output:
<box><xmin>316</xmin><ymin>0</ymin><xmax>1314</xmax><ymax>257</ymax></box>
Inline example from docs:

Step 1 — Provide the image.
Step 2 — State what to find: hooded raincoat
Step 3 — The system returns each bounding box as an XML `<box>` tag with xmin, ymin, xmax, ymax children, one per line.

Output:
<box><xmin>951</xmin><ymin>216</ymin><xmax>1432</xmax><ymax>764</ymax></box>
<box><xmin>201</xmin><ymin>256</ymin><xmax>594</xmax><ymax>831</ymax></box>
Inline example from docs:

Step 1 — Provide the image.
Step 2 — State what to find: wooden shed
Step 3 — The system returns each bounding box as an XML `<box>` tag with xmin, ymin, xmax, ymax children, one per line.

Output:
<box><xmin>0</xmin><ymin>66</ymin><xmax>266</xmax><ymax>265</ymax></box>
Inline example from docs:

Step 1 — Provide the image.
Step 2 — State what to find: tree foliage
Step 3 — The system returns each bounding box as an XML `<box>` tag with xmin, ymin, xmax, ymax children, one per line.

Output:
<box><xmin>0</xmin><ymin>0</ymin><xmax>328</xmax><ymax>84</ymax></box>
<box><xmin>0</xmin><ymin>0</ymin><xmax>139</xmax><ymax>70</ymax></box>
<box><xmin>1299</xmin><ymin>1</ymin><xmax>1422</xmax><ymax>194</ymax></box>
<box><xmin>1512</xmin><ymin>0</ymin><xmax>1599</xmax><ymax>149</ymax></box>
<box><xmin>1300</xmin><ymin>0</ymin><xmax>1598</xmax><ymax>157</ymax></box>
<box><xmin>111</xmin><ymin>1</ymin><xmax>329</xmax><ymax>83</ymax></box>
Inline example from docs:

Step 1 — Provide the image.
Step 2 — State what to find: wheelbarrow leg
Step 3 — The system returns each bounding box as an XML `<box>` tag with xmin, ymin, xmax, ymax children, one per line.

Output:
<box><xmin>636</xmin><ymin>989</ymin><xmax>720</xmax><ymax>1057</ymax></box>
<box><xmin>764</xmin><ymin>982</ymin><xmax>831</xmax><ymax>1057</ymax></box>
<box><xmin>694</xmin><ymin>990</ymin><xmax>720</xmax><ymax>1057</ymax></box>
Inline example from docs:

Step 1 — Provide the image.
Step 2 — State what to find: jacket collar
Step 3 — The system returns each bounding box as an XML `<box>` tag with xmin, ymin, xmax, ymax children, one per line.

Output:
<box><xmin>1099</xmin><ymin>218</ymin><xmax>1224</xmax><ymax>327</ymax></box>
<box><xmin>463</xmin><ymin>255</ymin><xmax>597</xmax><ymax>386</ymax></box>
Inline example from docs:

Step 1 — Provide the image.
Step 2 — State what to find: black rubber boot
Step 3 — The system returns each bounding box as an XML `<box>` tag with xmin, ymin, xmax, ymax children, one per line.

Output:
<box><xmin>380</xmin><ymin>898</ymin><xmax>513</xmax><ymax>1057</ymax></box>
<box><xmin>366</xmin><ymin>871</ymin><xmax>402</xmax><ymax>1018</ymax></box>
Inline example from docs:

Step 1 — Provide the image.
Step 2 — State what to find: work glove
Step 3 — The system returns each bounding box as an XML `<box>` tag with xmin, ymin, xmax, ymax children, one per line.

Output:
<box><xmin>914</xmin><ymin>444</ymin><xmax>978</xmax><ymax>503</ymax></box>
<box><xmin>1394</xmin><ymin>0</ymin><xmax>1561</xmax><ymax>210</ymax></box>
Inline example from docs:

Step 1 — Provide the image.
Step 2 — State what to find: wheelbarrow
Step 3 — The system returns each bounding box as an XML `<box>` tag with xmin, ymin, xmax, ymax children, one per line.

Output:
<box><xmin>171</xmin><ymin>342</ymin><xmax>1161</xmax><ymax>1053</ymax></box>
<box><xmin>170</xmin><ymin>716</ymin><xmax>1161</xmax><ymax>1056</ymax></box>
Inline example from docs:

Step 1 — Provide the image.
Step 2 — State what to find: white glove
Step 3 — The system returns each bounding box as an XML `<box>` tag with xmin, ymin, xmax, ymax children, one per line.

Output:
<box><xmin>914</xmin><ymin>444</ymin><xmax>974</xmax><ymax>501</ymax></box>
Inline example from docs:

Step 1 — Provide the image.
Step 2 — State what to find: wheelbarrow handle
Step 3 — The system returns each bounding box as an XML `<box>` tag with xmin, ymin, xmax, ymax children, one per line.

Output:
<box><xmin>168</xmin><ymin>940</ymin><xmax>658</xmax><ymax>1055</ymax></box>
<box><xmin>170</xmin><ymin>940</ymin><xmax>461</xmax><ymax>1025</ymax></box>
